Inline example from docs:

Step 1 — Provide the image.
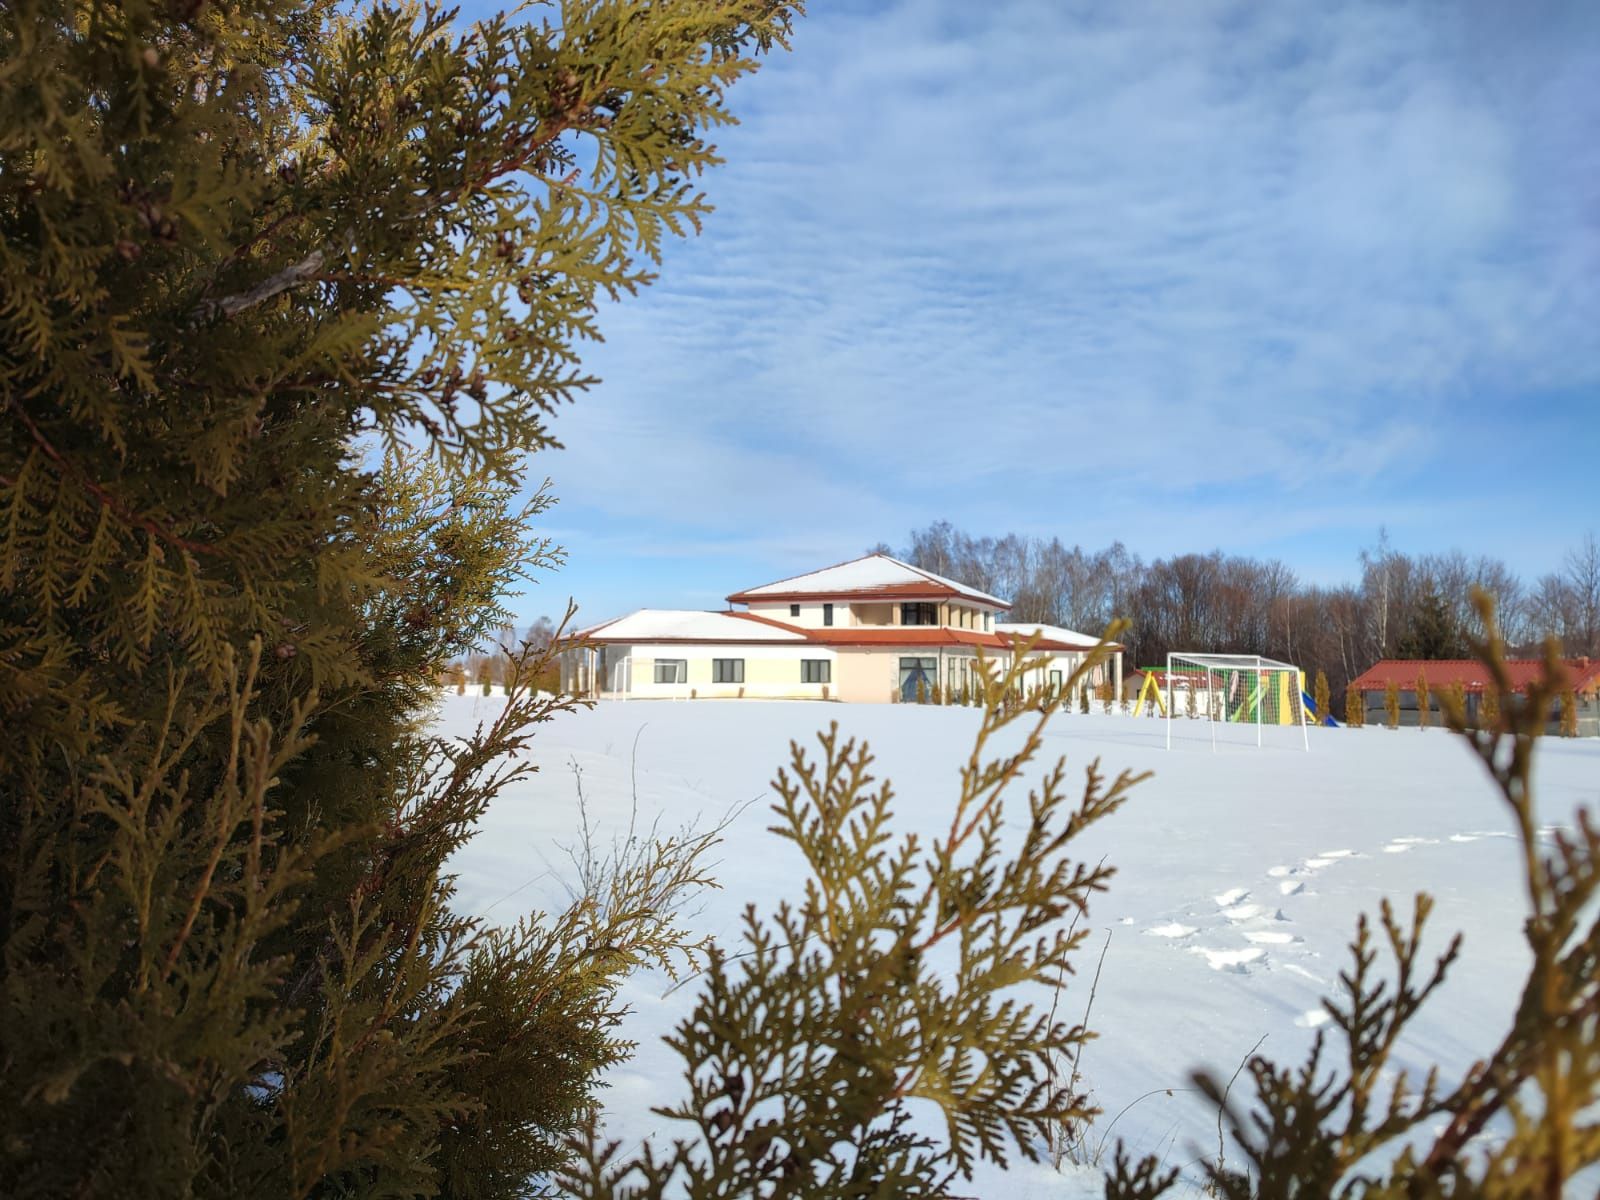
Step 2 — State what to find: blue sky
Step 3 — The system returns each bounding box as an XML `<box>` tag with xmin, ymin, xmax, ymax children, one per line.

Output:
<box><xmin>499</xmin><ymin>0</ymin><xmax>1600</xmax><ymax>627</ymax></box>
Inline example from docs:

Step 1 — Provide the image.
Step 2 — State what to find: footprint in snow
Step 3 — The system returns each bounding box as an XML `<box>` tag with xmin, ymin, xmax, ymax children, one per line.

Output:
<box><xmin>1295</xmin><ymin>1009</ymin><xmax>1331</xmax><ymax>1029</ymax></box>
<box><xmin>1383</xmin><ymin>837</ymin><xmax>1439</xmax><ymax>853</ymax></box>
<box><xmin>1319</xmin><ymin>849</ymin><xmax>1357</xmax><ymax>859</ymax></box>
<box><xmin>1267</xmin><ymin>866</ymin><xmax>1292</xmax><ymax>878</ymax></box>
<box><xmin>1223</xmin><ymin>902</ymin><xmax>1266</xmax><ymax>922</ymax></box>
<box><xmin>1214</xmin><ymin>887</ymin><xmax>1250</xmax><ymax>906</ymax></box>
<box><xmin>1190</xmin><ymin>946</ymin><xmax>1266</xmax><ymax>974</ymax></box>
<box><xmin>1145</xmin><ymin>922</ymin><xmax>1197</xmax><ymax>939</ymax></box>
<box><xmin>1243</xmin><ymin>930</ymin><xmax>1298</xmax><ymax>945</ymax></box>
<box><xmin>1304</xmin><ymin>857</ymin><xmax>1334</xmax><ymax>869</ymax></box>
<box><xmin>1279</xmin><ymin>880</ymin><xmax>1305</xmax><ymax>896</ymax></box>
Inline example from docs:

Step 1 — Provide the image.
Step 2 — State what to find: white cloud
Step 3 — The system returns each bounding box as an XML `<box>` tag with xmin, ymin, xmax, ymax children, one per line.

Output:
<box><xmin>538</xmin><ymin>0</ymin><xmax>1600</xmax><ymax>587</ymax></box>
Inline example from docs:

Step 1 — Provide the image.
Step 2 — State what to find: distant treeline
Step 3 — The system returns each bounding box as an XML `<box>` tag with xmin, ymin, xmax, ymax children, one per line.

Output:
<box><xmin>876</xmin><ymin>523</ymin><xmax>1600</xmax><ymax>706</ymax></box>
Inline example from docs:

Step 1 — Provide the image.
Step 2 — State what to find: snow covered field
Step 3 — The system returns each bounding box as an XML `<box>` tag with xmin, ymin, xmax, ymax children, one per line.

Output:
<box><xmin>439</xmin><ymin>695</ymin><xmax>1599</xmax><ymax>1195</ymax></box>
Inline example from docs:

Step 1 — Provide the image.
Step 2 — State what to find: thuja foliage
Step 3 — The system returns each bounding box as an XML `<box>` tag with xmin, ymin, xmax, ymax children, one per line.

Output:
<box><xmin>1109</xmin><ymin>592</ymin><xmax>1600</xmax><ymax>1198</ymax></box>
<box><xmin>561</xmin><ymin>642</ymin><xmax>1148</xmax><ymax>1197</ymax></box>
<box><xmin>1313</xmin><ymin>670</ymin><xmax>1330</xmax><ymax>726</ymax></box>
<box><xmin>1416</xmin><ymin>670</ymin><xmax>1431</xmax><ymax>731</ymax></box>
<box><xmin>1385</xmin><ymin>680</ymin><xmax>1400</xmax><ymax>729</ymax></box>
<box><xmin>0</xmin><ymin>0</ymin><xmax>798</xmax><ymax>1194</ymax></box>
<box><xmin>1344</xmin><ymin>685</ymin><xmax>1363</xmax><ymax>728</ymax></box>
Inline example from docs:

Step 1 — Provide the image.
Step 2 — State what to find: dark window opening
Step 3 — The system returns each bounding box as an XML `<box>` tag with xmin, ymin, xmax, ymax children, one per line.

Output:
<box><xmin>901</xmin><ymin>602</ymin><xmax>938</xmax><ymax>626</ymax></box>
<box><xmin>653</xmin><ymin>659</ymin><xmax>686</xmax><ymax>685</ymax></box>
<box><xmin>899</xmin><ymin>656</ymin><xmax>937</xmax><ymax>702</ymax></box>
<box><xmin>712</xmin><ymin>659</ymin><xmax>745</xmax><ymax>684</ymax></box>
<box><xmin>802</xmin><ymin>659</ymin><xmax>830</xmax><ymax>684</ymax></box>
<box><xmin>822</xmin><ymin>603</ymin><xmax>834</xmax><ymax>627</ymax></box>
<box><xmin>790</xmin><ymin>603</ymin><xmax>800</xmax><ymax>618</ymax></box>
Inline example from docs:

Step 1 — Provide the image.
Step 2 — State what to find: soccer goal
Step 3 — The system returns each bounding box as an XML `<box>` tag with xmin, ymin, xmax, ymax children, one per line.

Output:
<box><xmin>1165</xmin><ymin>653</ymin><xmax>1309</xmax><ymax>751</ymax></box>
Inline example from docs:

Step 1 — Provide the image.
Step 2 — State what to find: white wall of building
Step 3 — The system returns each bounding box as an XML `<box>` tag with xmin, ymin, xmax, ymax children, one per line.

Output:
<box><xmin>580</xmin><ymin>642</ymin><xmax>838</xmax><ymax>700</ymax></box>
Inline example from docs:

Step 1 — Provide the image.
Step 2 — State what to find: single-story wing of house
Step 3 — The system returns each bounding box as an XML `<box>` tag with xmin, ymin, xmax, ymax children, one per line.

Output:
<box><xmin>1348</xmin><ymin>656</ymin><xmax>1600</xmax><ymax>735</ymax></box>
<box><xmin>556</xmin><ymin>553</ymin><xmax>1123</xmax><ymax>703</ymax></box>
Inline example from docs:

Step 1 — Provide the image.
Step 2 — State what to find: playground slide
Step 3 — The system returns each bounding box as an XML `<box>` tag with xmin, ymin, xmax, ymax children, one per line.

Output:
<box><xmin>1303</xmin><ymin>690</ymin><xmax>1338</xmax><ymax>727</ymax></box>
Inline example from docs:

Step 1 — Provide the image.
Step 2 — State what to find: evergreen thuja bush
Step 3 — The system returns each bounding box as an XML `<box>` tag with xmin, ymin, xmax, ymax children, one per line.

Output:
<box><xmin>1343</xmin><ymin>685</ymin><xmax>1362</xmax><ymax>727</ymax></box>
<box><xmin>0</xmin><ymin>1</ymin><xmax>798</xmax><ymax>1194</ymax></box>
<box><xmin>561</xmin><ymin>643</ymin><xmax>1147</xmax><ymax>1197</ymax></box>
<box><xmin>1108</xmin><ymin>592</ymin><xmax>1600</xmax><ymax>1198</ymax></box>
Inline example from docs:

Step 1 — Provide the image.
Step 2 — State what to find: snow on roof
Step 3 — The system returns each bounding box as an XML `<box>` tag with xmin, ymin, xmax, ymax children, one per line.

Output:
<box><xmin>995</xmin><ymin>622</ymin><xmax>1110</xmax><ymax>651</ymax></box>
<box><xmin>572</xmin><ymin>609</ymin><xmax>808</xmax><ymax>644</ymax></box>
<box><xmin>728</xmin><ymin>554</ymin><xmax>1008</xmax><ymax>607</ymax></box>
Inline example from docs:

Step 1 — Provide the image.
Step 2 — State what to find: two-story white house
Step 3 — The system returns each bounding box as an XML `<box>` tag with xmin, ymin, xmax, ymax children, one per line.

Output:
<box><xmin>557</xmin><ymin>554</ymin><xmax>1122</xmax><ymax>704</ymax></box>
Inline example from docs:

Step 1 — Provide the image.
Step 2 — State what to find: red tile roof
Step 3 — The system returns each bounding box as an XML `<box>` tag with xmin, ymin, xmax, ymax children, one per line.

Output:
<box><xmin>563</xmin><ymin>608</ymin><xmax>1112</xmax><ymax>654</ymax></box>
<box><xmin>1349</xmin><ymin>658</ymin><xmax>1600</xmax><ymax>695</ymax></box>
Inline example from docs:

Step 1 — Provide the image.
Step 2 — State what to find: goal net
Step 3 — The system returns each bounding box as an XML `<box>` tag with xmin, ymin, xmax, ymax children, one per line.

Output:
<box><xmin>1164</xmin><ymin>653</ymin><xmax>1309</xmax><ymax>751</ymax></box>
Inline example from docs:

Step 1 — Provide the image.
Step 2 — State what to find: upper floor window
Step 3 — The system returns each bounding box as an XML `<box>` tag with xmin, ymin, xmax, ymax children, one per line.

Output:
<box><xmin>822</xmin><ymin>603</ymin><xmax>834</xmax><ymax>626</ymax></box>
<box><xmin>712</xmin><ymin>659</ymin><xmax>745</xmax><ymax>684</ymax></box>
<box><xmin>790</xmin><ymin>603</ymin><xmax>800</xmax><ymax>618</ymax></box>
<box><xmin>901</xmin><ymin>602</ymin><xmax>938</xmax><ymax>626</ymax></box>
<box><xmin>984</xmin><ymin>612</ymin><xmax>992</xmax><ymax>631</ymax></box>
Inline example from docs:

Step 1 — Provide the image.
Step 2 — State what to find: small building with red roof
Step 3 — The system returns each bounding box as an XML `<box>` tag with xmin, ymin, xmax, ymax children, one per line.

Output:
<box><xmin>1348</xmin><ymin>657</ymin><xmax>1600</xmax><ymax>733</ymax></box>
<box><xmin>558</xmin><ymin>553</ymin><xmax>1122</xmax><ymax>703</ymax></box>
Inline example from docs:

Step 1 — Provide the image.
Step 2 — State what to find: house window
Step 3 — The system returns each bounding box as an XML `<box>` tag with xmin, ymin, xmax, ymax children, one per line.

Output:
<box><xmin>823</xmin><ymin>603</ymin><xmax>834</xmax><ymax>626</ymax></box>
<box><xmin>901</xmin><ymin>602</ymin><xmax>938</xmax><ymax>626</ymax></box>
<box><xmin>984</xmin><ymin>612</ymin><xmax>992</xmax><ymax>631</ymax></box>
<box><xmin>1049</xmin><ymin>669</ymin><xmax>1063</xmax><ymax>692</ymax></box>
<box><xmin>790</xmin><ymin>603</ymin><xmax>800</xmax><ymax>618</ymax></box>
<box><xmin>712</xmin><ymin>658</ymin><xmax>745</xmax><ymax>684</ymax></box>
<box><xmin>802</xmin><ymin>659</ymin><xmax>830</xmax><ymax>684</ymax></box>
<box><xmin>898</xmin><ymin>656</ymin><xmax>937</xmax><ymax>702</ymax></box>
<box><xmin>653</xmin><ymin>659</ymin><xmax>686</xmax><ymax>685</ymax></box>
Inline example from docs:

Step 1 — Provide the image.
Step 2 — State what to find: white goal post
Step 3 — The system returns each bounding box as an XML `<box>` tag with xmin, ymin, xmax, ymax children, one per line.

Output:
<box><xmin>1164</xmin><ymin>653</ymin><xmax>1310</xmax><ymax>752</ymax></box>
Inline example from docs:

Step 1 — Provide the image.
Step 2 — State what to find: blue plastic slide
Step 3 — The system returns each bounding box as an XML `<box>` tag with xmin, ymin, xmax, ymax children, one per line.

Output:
<box><xmin>1302</xmin><ymin>690</ymin><xmax>1339</xmax><ymax>727</ymax></box>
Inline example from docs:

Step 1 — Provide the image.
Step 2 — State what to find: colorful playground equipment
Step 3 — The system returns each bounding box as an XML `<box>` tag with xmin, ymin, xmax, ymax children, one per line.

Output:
<box><xmin>1133</xmin><ymin>670</ymin><xmax>1167</xmax><ymax>715</ymax></box>
<box><xmin>1302</xmin><ymin>688</ymin><xmax>1338</xmax><ymax>727</ymax></box>
<box><xmin>1135</xmin><ymin>667</ymin><xmax>1339</xmax><ymax>726</ymax></box>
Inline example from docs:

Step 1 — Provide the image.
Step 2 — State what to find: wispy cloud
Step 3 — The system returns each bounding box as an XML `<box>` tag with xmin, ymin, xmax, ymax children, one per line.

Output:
<box><xmin>528</xmin><ymin>0</ymin><xmax>1600</xmax><ymax>616</ymax></box>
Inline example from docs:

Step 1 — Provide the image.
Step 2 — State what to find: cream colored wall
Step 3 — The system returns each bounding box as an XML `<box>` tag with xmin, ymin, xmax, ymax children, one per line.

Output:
<box><xmin>833</xmin><ymin>649</ymin><xmax>895</xmax><ymax>703</ymax></box>
<box><xmin>746</xmin><ymin>600</ymin><xmax>845</xmax><ymax>629</ymax></box>
<box><xmin>853</xmin><ymin>602</ymin><xmax>893</xmax><ymax>626</ymax></box>
<box><xmin>744</xmin><ymin>598</ymin><xmax>1002</xmax><ymax>631</ymax></box>
<box><xmin>622</xmin><ymin>643</ymin><xmax>836</xmax><ymax>700</ymax></box>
